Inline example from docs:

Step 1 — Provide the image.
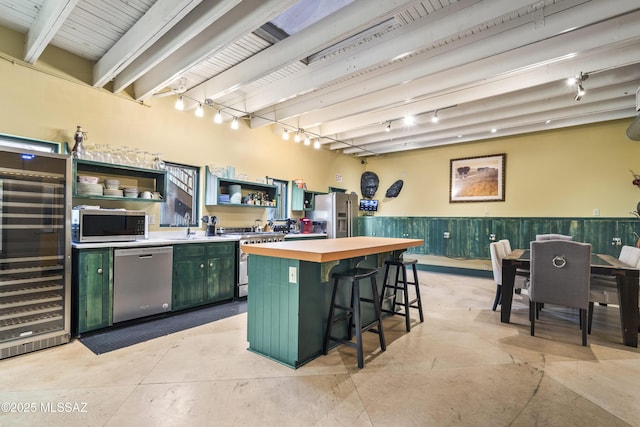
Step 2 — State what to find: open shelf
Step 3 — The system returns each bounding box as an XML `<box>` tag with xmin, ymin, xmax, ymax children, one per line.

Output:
<box><xmin>205</xmin><ymin>166</ymin><xmax>277</xmax><ymax>207</ymax></box>
<box><xmin>73</xmin><ymin>159</ymin><xmax>167</xmax><ymax>203</ymax></box>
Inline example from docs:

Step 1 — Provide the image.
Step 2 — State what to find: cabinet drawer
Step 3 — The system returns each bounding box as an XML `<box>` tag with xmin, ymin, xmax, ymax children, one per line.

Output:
<box><xmin>205</xmin><ymin>241</ymin><xmax>236</xmax><ymax>256</ymax></box>
<box><xmin>174</xmin><ymin>244</ymin><xmax>206</xmax><ymax>259</ymax></box>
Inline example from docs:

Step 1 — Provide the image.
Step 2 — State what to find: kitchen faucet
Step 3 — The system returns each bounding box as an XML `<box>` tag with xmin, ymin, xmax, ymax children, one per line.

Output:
<box><xmin>185</xmin><ymin>212</ymin><xmax>195</xmax><ymax>238</ymax></box>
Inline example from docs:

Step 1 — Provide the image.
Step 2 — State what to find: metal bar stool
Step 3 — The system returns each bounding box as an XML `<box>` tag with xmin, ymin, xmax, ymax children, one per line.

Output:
<box><xmin>323</xmin><ymin>268</ymin><xmax>386</xmax><ymax>369</ymax></box>
<box><xmin>380</xmin><ymin>258</ymin><xmax>424</xmax><ymax>332</ymax></box>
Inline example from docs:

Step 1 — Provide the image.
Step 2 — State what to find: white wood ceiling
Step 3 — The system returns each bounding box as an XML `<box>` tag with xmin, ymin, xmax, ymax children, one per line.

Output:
<box><xmin>1</xmin><ymin>0</ymin><xmax>639</xmax><ymax>156</ymax></box>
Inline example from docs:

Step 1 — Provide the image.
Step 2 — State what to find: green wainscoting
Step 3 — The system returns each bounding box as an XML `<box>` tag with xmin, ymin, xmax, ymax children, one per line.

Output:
<box><xmin>357</xmin><ymin>216</ymin><xmax>638</xmax><ymax>260</ymax></box>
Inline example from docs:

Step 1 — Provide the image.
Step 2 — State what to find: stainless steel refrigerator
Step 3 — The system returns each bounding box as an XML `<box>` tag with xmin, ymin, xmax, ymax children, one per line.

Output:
<box><xmin>0</xmin><ymin>147</ymin><xmax>72</xmax><ymax>359</ymax></box>
<box><xmin>311</xmin><ymin>192</ymin><xmax>358</xmax><ymax>238</ymax></box>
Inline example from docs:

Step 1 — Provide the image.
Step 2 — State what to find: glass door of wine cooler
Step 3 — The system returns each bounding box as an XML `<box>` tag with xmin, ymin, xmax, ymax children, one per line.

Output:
<box><xmin>0</xmin><ymin>147</ymin><xmax>71</xmax><ymax>359</ymax></box>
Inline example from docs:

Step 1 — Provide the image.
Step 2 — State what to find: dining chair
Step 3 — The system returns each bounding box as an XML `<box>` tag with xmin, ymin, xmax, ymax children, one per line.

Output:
<box><xmin>535</xmin><ymin>234</ymin><xmax>573</xmax><ymax>241</ymax></box>
<box><xmin>529</xmin><ymin>240</ymin><xmax>592</xmax><ymax>346</ymax></box>
<box><xmin>490</xmin><ymin>241</ymin><xmax>528</xmax><ymax>311</ymax></box>
<box><xmin>588</xmin><ymin>245</ymin><xmax>640</xmax><ymax>333</ymax></box>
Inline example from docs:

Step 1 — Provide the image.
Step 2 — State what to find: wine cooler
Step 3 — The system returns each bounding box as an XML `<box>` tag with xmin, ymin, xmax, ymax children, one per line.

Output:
<box><xmin>0</xmin><ymin>147</ymin><xmax>71</xmax><ymax>359</ymax></box>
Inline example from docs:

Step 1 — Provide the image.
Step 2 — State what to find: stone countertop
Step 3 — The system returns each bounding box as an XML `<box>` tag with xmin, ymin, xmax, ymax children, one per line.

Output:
<box><xmin>71</xmin><ymin>231</ymin><xmax>240</xmax><ymax>249</ymax></box>
<box><xmin>71</xmin><ymin>231</ymin><xmax>328</xmax><ymax>249</ymax></box>
<box><xmin>241</xmin><ymin>236</ymin><xmax>423</xmax><ymax>263</ymax></box>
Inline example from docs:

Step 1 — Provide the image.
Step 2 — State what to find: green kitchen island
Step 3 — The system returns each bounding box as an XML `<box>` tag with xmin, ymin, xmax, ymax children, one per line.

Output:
<box><xmin>242</xmin><ymin>236</ymin><xmax>423</xmax><ymax>368</ymax></box>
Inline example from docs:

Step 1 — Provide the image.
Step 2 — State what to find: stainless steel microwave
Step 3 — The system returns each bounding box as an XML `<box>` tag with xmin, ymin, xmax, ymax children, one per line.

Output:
<box><xmin>72</xmin><ymin>209</ymin><xmax>146</xmax><ymax>243</ymax></box>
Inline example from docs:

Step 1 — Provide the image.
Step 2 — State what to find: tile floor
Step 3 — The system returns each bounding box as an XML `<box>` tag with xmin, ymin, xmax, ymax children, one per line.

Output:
<box><xmin>1</xmin><ymin>271</ymin><xmax>639</xmax><ymax>426</ymax></box>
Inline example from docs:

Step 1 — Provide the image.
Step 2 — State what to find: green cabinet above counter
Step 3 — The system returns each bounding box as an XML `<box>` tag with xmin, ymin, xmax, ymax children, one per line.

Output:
<box><xmin>205</xmin><ymin>166</ymin><xmax>277</xmax><ymax>207</ymax></box>
<box><xmin>291</xmin><ymin>182</ymin><xmax>325</xmax><ymax>211</ymax></box>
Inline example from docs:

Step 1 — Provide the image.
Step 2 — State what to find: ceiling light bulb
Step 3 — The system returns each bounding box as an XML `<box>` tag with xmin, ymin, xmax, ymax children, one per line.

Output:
<box><xmin>404</xmin><ymin>115</ymin><xmax>415</xmax><ymax>125</ymax></box>
<box><xmin>175</xmin><ymin>96</ymin><xmax>184</xmax><ymax>111</ymax></box>
<box><xmin>431</xmin><ymin>111</ymin><xmax>439</xmax><ymax>123</ymax></box>
<box><xmin>195</xmin><ymin>103</ymin><xmax>204</xmax><ymax>117</ymax></box>
<box><xmin>214</xmin><ymin>110</ymin><xmax>222</xmax><ymax>123</ymax></box>
<box><xmin>304</xmin><ymin>135</ymin><xmax>311</xmax><ymax>145</ymax></box>
<box><xmin>282</xmin><ymin>129</ymin><xmax>289</xmax><ymax>140</ymax></box>
<box><xmin>294</xmin><ymin>131</ymin><xmax>301</xmax><ymax>143</ymax></box>
<box><xmin>567</xmin><ymin>77</ymin><xmax>577</xmax><ymax>85</ymax></box>
<box><xmin>385</xmin><ymin>123</ymin><xmax>391</xmax><ymax>132</ymax></box>
<box><xmin>314</xmin><ymin>139</ymin><xmax>320</xmax><ymax>149</ymax></box>
<box><xmin>231</xmin><ymin>117</ymin><xmax>239</xmax><ymax>130</ymax></box>
<box><xmin>491</xmin><ymin>128</ymin><xmax>497</xmax><ymax>133</ymax></box>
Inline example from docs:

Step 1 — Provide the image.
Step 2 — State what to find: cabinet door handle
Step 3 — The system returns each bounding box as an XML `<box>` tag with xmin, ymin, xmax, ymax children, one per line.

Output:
<box><xmin>97</xmin><ymin>268</ymin><xmax>103</xmax><ymax>274</ymax></box>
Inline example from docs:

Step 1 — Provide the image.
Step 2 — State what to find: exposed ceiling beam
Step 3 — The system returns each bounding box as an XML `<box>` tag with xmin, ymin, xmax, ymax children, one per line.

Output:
<box><xmin>313</xmin><ymin>37</ymin><xmax>640</xmax><ymax>140</ymax></box>
<box><xmin>132</xmin><ymin>0</ymin><xmax>299</xmax><ymax>101</ymax></box>
<box><xmin>249</xmin><ymin>0</ymin><xmax>640</xmax><ymax>129</ymax></box>
<box><xmin>112</xmin><ymin>0</ymin><xmax>242</xmax><ymax>93</ymax></box>
<box><xmin>185</xmin><ymin>0</ymin><xmax>424</xmax><ymax>102</ymax></box>
<box><xmin>93</xmin><ymin>0</ymin><xmax>202</xmax><ymax>88</ymax></box>
<box><xmin>24</xmin><ymin>0</ymin><xmax>78</xmax><ymax>64</ymax></box>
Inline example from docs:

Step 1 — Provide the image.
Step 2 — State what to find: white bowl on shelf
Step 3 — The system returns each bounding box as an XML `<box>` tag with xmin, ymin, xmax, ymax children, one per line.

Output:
<box><xmin>78</xmin><ymin>175</ymin><xmax>99</xmax><ymax>184</ymax></box>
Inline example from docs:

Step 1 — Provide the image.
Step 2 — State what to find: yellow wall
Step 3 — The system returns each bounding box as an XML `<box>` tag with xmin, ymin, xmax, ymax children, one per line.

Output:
<box><xmin>1</xmin><ymin>24</ymin><xmax>639</xmax><ymax>232</ymax></box>
<box><xmin>365</xmin><ymin>120</ymin><xmax>639</xmax><ymax>218</ymax></box>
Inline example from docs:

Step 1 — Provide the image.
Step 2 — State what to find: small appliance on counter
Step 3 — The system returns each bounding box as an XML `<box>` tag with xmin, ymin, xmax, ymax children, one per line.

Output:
<box><xmin>72</xmin><ymin>208</ymin><xmax>147</xmax><ymax>243</ymax></box>
<box><xmin>312</xmin><ymin>220</ymin><xmax>327</xmax><ymax>234</ymax></box>
<box><xmin>300</xmin><ymin>217</ymin><xmax>313</xmax><ymax>234</ymax></box>
<box><xmin>201</xmin><ymin>215</ymin><xmax>217</xmax><ymax>236</ymax></box>
<box><xmin>270</xmin><ymin>219</ymin><xmax>290</xmax><ymax>233</ymax></box>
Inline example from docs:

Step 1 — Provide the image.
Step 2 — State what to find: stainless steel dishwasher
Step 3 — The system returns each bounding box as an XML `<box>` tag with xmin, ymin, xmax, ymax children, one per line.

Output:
<box><xmin>113</xmin><ymin>246</ymin><xmax>173</xmax><ymax>323</ymax></box>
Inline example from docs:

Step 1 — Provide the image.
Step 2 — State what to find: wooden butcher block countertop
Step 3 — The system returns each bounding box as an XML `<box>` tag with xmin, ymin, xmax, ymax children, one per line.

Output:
<box><xmin>241</xmin><ymin>236</ymin><xmax>423</xmax><ymax>263</ymax></box>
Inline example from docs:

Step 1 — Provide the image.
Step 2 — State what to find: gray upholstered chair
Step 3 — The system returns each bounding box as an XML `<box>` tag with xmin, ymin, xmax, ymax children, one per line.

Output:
<box><xmin>536</xmin><ymin>234</ymin><xmax>573</xmax><ymax>241</ymax></box>
<box><xmin>588</xmin><ymin>245</ymin><xmax>640</xmax><ymax>333</ymax></box>
<box><xmin>529</xmin><ymin>240</ymin><xmax>592</xmax><ymax>346</ymax></box>
<box><xmin>490</xmin><ymin>241</ymin><xmax>528</xmax><ymax>311</ymax></box>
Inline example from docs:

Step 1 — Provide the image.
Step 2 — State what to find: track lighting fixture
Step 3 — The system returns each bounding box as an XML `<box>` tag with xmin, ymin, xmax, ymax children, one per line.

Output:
<box><xmin>385</xmin><ymin>122</ymin><xmax>391</xmax><ymax>132</ymax></box>
<box><xmin>170</xmin><ymin>94</ymin><xmax>334</xmax><ymax>150</ymax></box>
<box><xmin>403</xmin><ymin>115</ymin><xmax>415</xmax><ymax>125</ymax></box>
<box><xmin>575</xmin><ymin>84</ymin><xmax>585</xmax><ymax>101</ymax></box>
<box><xmin>431</xmin><ymin>110</ymin><xmax>439</xmax><ymax>123</ymax></box>
<box><xmin>569</xmin><ymin>72</ymin><xmax>588</xmax><ymax>101</ymax></box>
<box><xmin>175</xmin><ymin>96</ymin><xmax>184</xmax><ymax>111</ymax></box>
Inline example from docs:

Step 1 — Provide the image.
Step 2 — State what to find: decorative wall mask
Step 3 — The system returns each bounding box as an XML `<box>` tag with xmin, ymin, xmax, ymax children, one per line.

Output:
<box><xmin>360</xmin><ymin>171</ymin><xmax>379</xmax><ymax>198</ymax></box>
<box><xmin>385</xmin><ymin>179</ymin><xmax>404</xmax><ymax>198</ymax></box>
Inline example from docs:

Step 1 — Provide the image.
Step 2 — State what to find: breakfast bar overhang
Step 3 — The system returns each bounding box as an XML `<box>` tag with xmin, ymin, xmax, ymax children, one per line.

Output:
<box><xmin>242</xmin><ymin>236</ymin><xmax>423</xmax><ymax>368</ymax></box>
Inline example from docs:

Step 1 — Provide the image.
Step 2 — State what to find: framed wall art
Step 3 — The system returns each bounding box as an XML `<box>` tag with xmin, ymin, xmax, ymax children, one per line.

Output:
<box><xmin>449</xmin><ymin>153</ymin><xmax>505</xmax><ymax>203</ymax></box>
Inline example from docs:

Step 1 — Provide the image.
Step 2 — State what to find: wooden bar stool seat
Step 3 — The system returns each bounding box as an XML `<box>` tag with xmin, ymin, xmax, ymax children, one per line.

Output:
<box><xmin>323</xmin><ymin>268</ymin><xmax>386</xmax><ymax>368</ymax></box>
<box><xmin>380</xmin><ymin>258</ymin><xmax>424</xmax><ymax>332</ymax></box>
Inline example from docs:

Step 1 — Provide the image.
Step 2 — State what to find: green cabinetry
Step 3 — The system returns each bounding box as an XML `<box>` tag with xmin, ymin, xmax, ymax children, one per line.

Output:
<box><xmin>172</xmin><ymin>241</ymin><xmax>236</xmax><ymax>310</ymax></box>
<box><xmin>357</xmin><ymin>216</ymin><xmax>638</xmax><ymax>259</ymax></box>
<box><xmin>291</xmin><ymin>182</ymin><xmax>325</xmax><ymax>211</ymax></box>
<box><xmin>72</xmin><ymin>248</ymin><xmax>113</xmax><ymax>334</ymax></box>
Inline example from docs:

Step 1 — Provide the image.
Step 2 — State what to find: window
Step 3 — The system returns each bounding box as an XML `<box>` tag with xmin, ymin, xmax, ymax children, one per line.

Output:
<box><xmin>160</xmin><ymin>161</ymin><xmax>200</xmax><ymax>227</ymax></box>
<box><xmin>267</xmin><ymin>178</ymin><xmax>288</xmax><ymax>220</ymax></box>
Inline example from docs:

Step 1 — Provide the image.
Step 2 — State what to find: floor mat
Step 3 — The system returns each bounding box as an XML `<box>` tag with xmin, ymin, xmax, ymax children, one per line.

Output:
<box><xmin>78</xmin><ymin>299</ymin><xmax>247</xmax><ymax>355</ymax></box>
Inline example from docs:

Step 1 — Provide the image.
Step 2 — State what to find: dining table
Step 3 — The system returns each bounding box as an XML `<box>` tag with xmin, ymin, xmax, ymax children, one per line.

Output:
<box><xmin>501</xmin><ymin>248</ymin><xmax>639</xmax><ymax>348</ymax></box>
